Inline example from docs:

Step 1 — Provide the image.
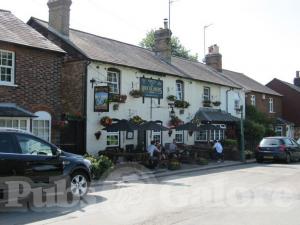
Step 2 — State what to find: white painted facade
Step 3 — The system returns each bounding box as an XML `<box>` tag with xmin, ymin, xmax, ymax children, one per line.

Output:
<box><xmin>86</xmin><ymin>62</ymin><xmax>245</xmax><ymax>155</ymax></box>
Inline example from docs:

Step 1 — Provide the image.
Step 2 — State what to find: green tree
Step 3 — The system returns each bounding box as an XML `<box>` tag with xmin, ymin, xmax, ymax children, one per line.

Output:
<box><xmin>139</xmin><ymin>29</ymin><xmax>198</xmax><ymax>61</ymax></box>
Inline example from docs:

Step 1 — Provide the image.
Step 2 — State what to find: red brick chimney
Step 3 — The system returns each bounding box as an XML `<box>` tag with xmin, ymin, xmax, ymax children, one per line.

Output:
<box><xmin>205</xmin><ymin>44</ymin><xmax>222</xmax><ymax>72</ymax></box>
<box><xmin>154</xmin><ymin>19</ymin><xmax>172</xmax><ymax>63</ymax></box>
<box><xmin>294</xmin><ymin>71</ymin><xmax>300</xmax><ymax>87</ymax></box>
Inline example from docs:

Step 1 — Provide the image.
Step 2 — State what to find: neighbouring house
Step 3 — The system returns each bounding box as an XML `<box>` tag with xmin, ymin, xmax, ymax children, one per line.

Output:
<box><xmin>28</xmin><ymin>0</ymin><xmax>245</xmax><ymax>155</ymax></box>
<box><xmin>0</xmin><ymin>9</ymin><xmax>65</xmax><ymax>144</ymax></box>
<box><xmin>266</xmin><ymin>71</ymin><xmax>300</xmax><ymax>139</ymax></box>
<box><xmin>207</xmin><ymin>54</ymin><xmax>294</xmax><ymax>138</ymax></box>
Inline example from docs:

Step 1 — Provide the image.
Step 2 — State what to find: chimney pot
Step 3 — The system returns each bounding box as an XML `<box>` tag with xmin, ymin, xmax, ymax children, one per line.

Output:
<box><xmin>294</xmin><ymin>71</ymin><xmax>300</xmax><ymax>87</ymax></box>
<box><xmin>205</xmin><ymin>44</ymin><xmax>222</xmax><ymax>72</ymax></box>
<box><xmin>154</xmin><ymin>19</ymin><xmax>172</xmax><ymax>63</ymax></box>
<box><xmin>164</xmin><ymin>18</ymin><xmax>168</xmax><ymax>29</ymax></box>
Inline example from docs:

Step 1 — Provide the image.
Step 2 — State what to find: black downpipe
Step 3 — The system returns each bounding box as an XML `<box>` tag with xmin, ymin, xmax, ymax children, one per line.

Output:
<box><xmin>84</xmin><ymin>60</ymin><xmax>91</xmax><ymax>154</ymax></box>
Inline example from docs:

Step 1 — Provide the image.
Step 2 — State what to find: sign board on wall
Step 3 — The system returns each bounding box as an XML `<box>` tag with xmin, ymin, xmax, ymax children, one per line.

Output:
<box><xmin>94</xmin><ymin>86</ymin><xmax>109</xmax><ymax>112</ymax></box>
<box><xmin>140</xmin><ymin>77</ymin><xmax>163</xmax><ymax>98</ymax></box>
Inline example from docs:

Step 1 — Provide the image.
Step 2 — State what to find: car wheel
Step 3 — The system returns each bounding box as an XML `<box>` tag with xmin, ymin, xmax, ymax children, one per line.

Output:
<box><xmin>70</xmin><ymin>172</ymin><xmax>89</xmax><ymax>198</ymax></box>
<box><xmin>286</xmin><ymin>153</ymin><xmax>291</xmax><ymax>164</ymax></box>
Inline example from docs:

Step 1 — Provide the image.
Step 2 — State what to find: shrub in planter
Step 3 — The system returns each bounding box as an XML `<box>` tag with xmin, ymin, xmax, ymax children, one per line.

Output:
<box><xmin>130</xmin><ymin>115</ymin><xmax>145</xmax><ymax>125</ymax></box>
<box><xmin>129</xmin><ymin>89</ymin><xmax>143</xmax><ymax>98</ymax></box>
<box><xmin>84</xmin><ymin>154</ymin><xmax>114</xmax><ymax>180</ymax></box>
<box><xmin>167</xmin><ymin>95</ymin><xmax>176</xmax><ymax>101</ymax></box>
<box><xmin>100</xmin><ymin>116</ymin><xmax>112</xmax><ymax>127</ymax></box>
<box><xmin>168</xmin><ymin>159</ymin><xmax>181</xmax><ymax>170</ymax></box>
<box><xmin>196</xmin><ymin>157</ymin><xmax>209</xmax><ymax>165</ymax></box>
<box><xmin>174</xmin><ymin>100</ymin><xmax>190</xmax><ymax>108</ymax></box>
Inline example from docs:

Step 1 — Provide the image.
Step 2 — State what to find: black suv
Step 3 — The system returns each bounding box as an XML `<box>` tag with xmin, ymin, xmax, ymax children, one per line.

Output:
<box><xmin>0</xmin><ymin>129</ymin><xmax>91</xmax><ymax>202</ymax></box>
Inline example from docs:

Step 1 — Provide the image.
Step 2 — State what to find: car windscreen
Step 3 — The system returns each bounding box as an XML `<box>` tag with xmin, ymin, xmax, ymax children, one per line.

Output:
<box><xmin>260</xmin><ymin>138</ymin><xmax>282</xmax><ymax>147</ymax></box>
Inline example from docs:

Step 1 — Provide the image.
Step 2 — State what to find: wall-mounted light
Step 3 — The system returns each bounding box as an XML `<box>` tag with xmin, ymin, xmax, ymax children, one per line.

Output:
<box><xmin>90</xmin><ymin>78</ymin><xmax>96</xmax><ymax>88</ymax></box>
<box><xmin>169</xmin><ymin>106</ymin><xmax>175</xmax><ymax>118</ymax></box>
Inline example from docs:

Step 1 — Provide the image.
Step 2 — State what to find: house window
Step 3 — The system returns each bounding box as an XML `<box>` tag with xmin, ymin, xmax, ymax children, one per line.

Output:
<box><xmin>250</xmin><ymin>95</ymin><xmax>256</xmax><ymax>106</ymax></box>
<box><xmin>0</xmin><ymin>50</ymin><xmax>14</xmax><ymax>85</ymax></box>
<box><xmin>176</xmin><ymin>80</ymin><xmax>184</xmax><ymax>100</ymax></box>
<box><xmin>195</xmin><ymin>130</ymin><xmax>208</xmax><ymax>141</ymax></box>
<box><xmin>203</xmin><ymin>87</ymin><xmax>211</xmax><ymax>101</ymax></box>
<box><xmin>269</xmin><ymin>98</ymin><xmax>274</xmax><ymax>113</ymax></box>
<box><xmin>275</xmin><ymin>126</ymin><xmax>283</xmax><ymax>136</ymax></box>
<box><xmin>0</xmin><ymin>119</ymin><xmax>28</xmax><ymax>131</ymax></box>
<box><xmin>234</xmin><ymin>99</ymin><xmax>240</xmax><ymax>110</ymax></box>
<box><xmin>32</xmin><ymin>111</ymin><xmax>51</xmax><ymax>142</ymax></box>
<box><xmin>175</xmin><ymin>130</ymin><xmax>184</xmax><ymax>143</ymax></box>
<box><xmin>107</xmin><ymin>68</ymin><xmax>120</xmax><ymax>94</ymax></box>
<box><xmin>107</xmin><ymin>132</ymin><xmax>119</xmax><ymax>147</ymax></box>
<box><xmin>151</xmin><ymin>130</ymin><xmax>161</xmax><ymax>143</ymax></box>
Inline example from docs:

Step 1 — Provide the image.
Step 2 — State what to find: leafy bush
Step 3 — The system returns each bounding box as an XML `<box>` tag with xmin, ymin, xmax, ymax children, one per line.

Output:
<box><xmin>196</xmin><ymin>157</ymin><xmax>209</xmax><ymax>165</ymax></box>
<box><xmin>168</xmin><ymin>159</ymin><xmax>181</xmax><ymax>170</ymax></box>
<box><xmin>223</xmin><ymin>139</ymin><xmax>238</xmax><ymax>147</ymax></box>
<box><xmin>85</xmin><ymin>154</ymin><xmax>114</xmax><ymax>180</ymax></box>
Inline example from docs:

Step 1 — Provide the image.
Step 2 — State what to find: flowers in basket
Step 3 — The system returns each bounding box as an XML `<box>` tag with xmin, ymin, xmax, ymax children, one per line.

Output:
<box><xmin>100</xmin><ymin>116</ymin><xmax>112</xmax><ymax>127</ymax></box>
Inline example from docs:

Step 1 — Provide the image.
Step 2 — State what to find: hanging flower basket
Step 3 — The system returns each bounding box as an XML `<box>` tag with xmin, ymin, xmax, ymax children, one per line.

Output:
<box><xmin>188</xmin><ymin>130</ymin><xmax>194</xmax><ymax>136</ymax></box>
<box><xmin>113</xmin><ymin>104</ymin><xmax>119</xmax><ymax>111</ymax></box>
<box><xmin>168</xmin><ymin>116</ymin><xmax>183</xmax><ymax>127</ymax></box>
<box><xmin>167</xmin><ymin>95</ymin><xmax>177</xmax><ymax>102</ymax></box>
<box><xmin>129</xmin><ymin>89</ymin><xmax>143</xmax><ymax>98</ymax></box>
<box><xmin>100</xmin><ymin>116</ymin><xmax>112</xmax><ymax>127</ymax></box>
<box><xmin>202</xmin><ymin>100</ymin><xmax>211</xmax><ymax>107</ymax></box>
<box><xmin>174</xmin><ymin>100</ymin><xmax>190</xmax><ymax>108</ymax></box>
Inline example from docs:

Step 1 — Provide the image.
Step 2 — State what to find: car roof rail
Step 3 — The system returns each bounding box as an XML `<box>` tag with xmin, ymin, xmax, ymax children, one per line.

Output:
<box><xmin>0</xmin><ymin>127</ymin><xmax>32</xmax><ymax>134</ymax></box>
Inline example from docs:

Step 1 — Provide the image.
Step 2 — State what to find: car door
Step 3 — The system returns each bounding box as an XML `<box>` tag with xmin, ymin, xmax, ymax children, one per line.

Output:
<box><xmin>14</xmin><ymin>133</ymin><xmax>63</xmax><ymax>185</ymax></box>
<box><xmin>0</xmin><ymin>132</ymin><xmax>20</xmax><ymax>177</ymax></box>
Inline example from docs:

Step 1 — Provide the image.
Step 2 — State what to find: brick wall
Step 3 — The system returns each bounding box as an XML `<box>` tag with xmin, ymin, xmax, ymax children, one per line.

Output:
<box><xmin>245</xmin><ymin>91</ymin><xmax>282</xmax><ymax>118</ymax></box>
<box><xmin>0</xmin><ymin>42</ymin><xmax>63</xmax><ymax>143</ymax></box>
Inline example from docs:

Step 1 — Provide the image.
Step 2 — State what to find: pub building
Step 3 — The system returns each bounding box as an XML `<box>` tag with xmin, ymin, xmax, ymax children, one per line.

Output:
<box><xmin>28</xmin><ymin>0</ymin><xmax>244</xmax><ymax>155</ymax></box>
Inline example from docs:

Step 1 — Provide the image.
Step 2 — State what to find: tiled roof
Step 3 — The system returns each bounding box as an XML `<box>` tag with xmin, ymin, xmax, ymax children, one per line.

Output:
<box><xmin>30</xmin><ymin>18</ymin><xmax>240</xmax><ymax>88</ymax></box>
<box><xmin>194</xmin><ymin>108</ymin><xmax>239</xmax><ymax>123</ymax></box>
<box><xmin>274</xmin><ymin>78</ymin><xmax>300</xmax><ymax>93</ymax></box>
<box><xmin>0</xmin><ymin>10</ymin><xmax>64</xmax><ymax>53</ymax></box>
<box><xmin>0</xmin><ymin>103</ymin><xmax>36</xmax><ymax>117</ymax></box>
<box><xmin>221</xmin><ymin>69</ymin><xmax>282</xmax><ymax>96</ymax></box>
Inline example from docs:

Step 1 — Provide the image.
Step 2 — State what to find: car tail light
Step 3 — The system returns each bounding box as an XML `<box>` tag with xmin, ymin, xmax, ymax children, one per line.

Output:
<box><xmin>279</xmin><ymin>145</ymin><xmax>286</xmax><ymax>152</ymax></box>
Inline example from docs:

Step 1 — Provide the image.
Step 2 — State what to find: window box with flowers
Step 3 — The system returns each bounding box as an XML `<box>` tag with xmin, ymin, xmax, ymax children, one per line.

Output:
<box><xmin>100</xmin><ymin>116</ymin><xmax>112</xmax><ymax>127</ymax></box>
<box><xmin>202</xmin><ymin>100</ymin><xmax>212</xmax><ymax>107</ymax></box>
<box><xmin>129</xmin><ymin>89</ymin><xmax>143</xmax><ymax>98</ymax></box>
<box><xmin>174</xmin><ymin>100</ymin><xmax>190</xmax><ymax>108</ymax></box>
<box><xmin>212</xmin><ymin>101</ymin><xmax>221</xmax><ymax>106</ymax></box>
<box><xmin>167</xmin><ymin>95</ymin><xmax>177</xmax><ymax>102</ymax></box>
<box><xmin>109</xmin><ymin>94</ymin><xmax>127</xmax><ymax>103</ymax></box>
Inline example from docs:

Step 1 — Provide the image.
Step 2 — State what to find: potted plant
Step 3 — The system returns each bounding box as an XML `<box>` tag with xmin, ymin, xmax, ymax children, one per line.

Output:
<box><xmin>212</xmin><ymin>101</ymin><xmax>221</xmax><ymax>106</ymax></box>
<box><xmin>167</xmin><ymin>95</ymin><xmax>176</xmax><ymax>101</ymax></box>
<box><xmin>174</xmin><ymin>100</ymin><xmax>190</xmax><ymax>108</ymax></box>
<box><xmin>129</xmin><ymin>89</ymin><xmax>143</xmax><ymax>98</ymax></box>
<box><xmin>202</xmin><ymin>100</ymin><xmax>211</xmax><ymax>107</ymax></box>
<box><xmin>100</xmin><ymin>116</ymin><xmax>112</xmax><ymax>127</ymax></box>
<box><xmin>130</xmin><ymin>115</ymin><xmax>144</xmax><ymax>125</ymax></box>
<box><xmin>94</xmin><ymin>131</ymin><xmax>102</xmax><ymax>140</ymax></box>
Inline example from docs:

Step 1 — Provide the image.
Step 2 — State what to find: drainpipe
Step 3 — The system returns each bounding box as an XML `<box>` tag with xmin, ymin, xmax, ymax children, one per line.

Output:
<box><xmin>226</xmin><ymin>87</ymin><xmax>234</xmax><ymax>113</ymax></box>
<box><xmin>84</xmin><ymin>60</ymin><xmax>91</xmax><ymax>154</ymax></box>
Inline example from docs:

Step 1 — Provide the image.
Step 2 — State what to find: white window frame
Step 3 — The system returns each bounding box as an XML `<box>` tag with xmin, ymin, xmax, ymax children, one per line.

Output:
<box><xmin>0</xmin><ymin>118</ymin><xmax>29</xmax><ymax>131</ymax></box>
<box><xmin>151</xmin><ymin>130</ymin><xmax>161</xmax><ymax>143</ymax></box>
<box><xmin>175</xmin><ymin>130</ymin><xmax>184</xmax><ymax>143</ymax></box>
<box><xmin>269</xmin><ymin>98</ymin><xmax>274</xmax><ymax>113</ymax></box>
<box><xmin>32</xmin><ymin>111</ymin><xmax>51</xmax><ymax>142</ymax></box>
<box><xmin>203</xmin><ymin>87</ymin><xmax>211</xmax><ymax>101</ymax></box>
<box><xmin>106</xmin><ymin>132</ymin><xmax>119</xmax><ymax>147</ymax></box>
<box><xmin>0</xmin><ymin>50</ymin><xmax>15</xmax><ymax>86</ymax></box>
<box><xmin>250</xmin><ymin>95</ymin><xmax>256</xmax><ymax>106</ymax></box>
<box><xmin>195</xmin><ymin>130</ymin><xmax>208</xmax><ymax>142</ymax></box>
<box><xmin>107</xmin><ymin>69</ymin><xmax>120</xmax><ymax>94</ymax></box>
<box><xmin>176</xmin><ymin>80</ymin><xmax>184</xmax><ymax>101</ymax></box>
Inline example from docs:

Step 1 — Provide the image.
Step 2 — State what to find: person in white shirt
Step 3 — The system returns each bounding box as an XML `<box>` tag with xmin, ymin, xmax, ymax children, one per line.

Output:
<box><xmin>213</xmin><ymin>140</ymin><xmax>223</xmax><ymax>163</ymax></box>
<box><xmin>147</xmin><ymin>140</ymin><xmax>160</xmax><ymax>157</ymax></box>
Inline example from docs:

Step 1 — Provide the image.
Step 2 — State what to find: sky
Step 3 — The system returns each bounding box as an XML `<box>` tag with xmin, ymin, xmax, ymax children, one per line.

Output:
<box><xmin>1</xmin><ymin>0</ymin><xmax>300</xmax><ymax>85</ymax></box>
